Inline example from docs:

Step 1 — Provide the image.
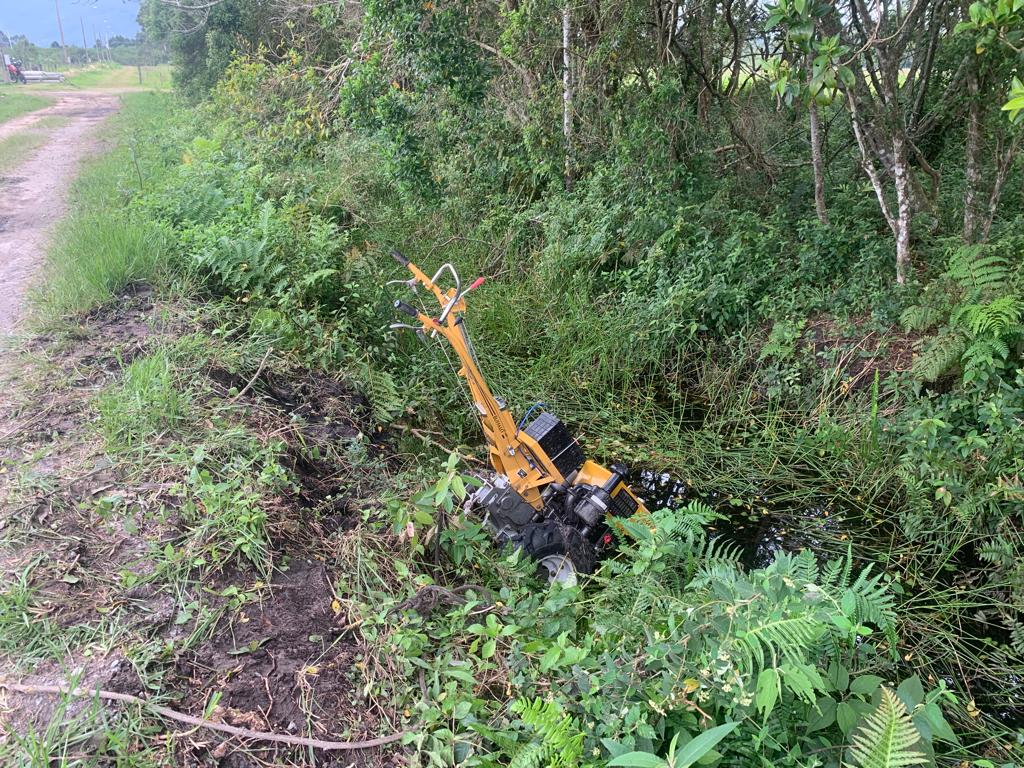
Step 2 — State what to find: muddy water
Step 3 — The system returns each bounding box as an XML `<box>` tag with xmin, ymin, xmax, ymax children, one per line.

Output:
<box><xmin>627</xmin><ymin>468</ymin><xmax>858</xmax><ymax>568</ymax></box>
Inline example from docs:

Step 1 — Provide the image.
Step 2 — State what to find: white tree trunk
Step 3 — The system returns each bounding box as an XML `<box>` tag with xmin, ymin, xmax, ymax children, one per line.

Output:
<box><xmin>892</xmin><ymin>131</ymin><xmax>913</xmax><ymax>285</ymax></box>
<box><xmin>562</xmin><ymin>2</ymin><xmax>573</xmax><ymax>190</ymax></box>
<box><xmin>963</xmin><ymin>67</ymin><xmax>983</xmax><ymax>243</ymax></box>
<box><xmin>809</xmin><ymin>99</ymin><xmax>829</xmax><ymax>225</ymax></box>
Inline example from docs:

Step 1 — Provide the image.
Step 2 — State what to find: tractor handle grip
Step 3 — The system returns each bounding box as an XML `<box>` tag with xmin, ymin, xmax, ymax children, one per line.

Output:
<box><xmin>390</xmin><ymin>249</ymin><xmax>410</xmax><ymax>267</ymax></box>
<box><xmin>394</xmin><ymin>299</ymin><xmax>419</xmax><ymax>318</ymax></box>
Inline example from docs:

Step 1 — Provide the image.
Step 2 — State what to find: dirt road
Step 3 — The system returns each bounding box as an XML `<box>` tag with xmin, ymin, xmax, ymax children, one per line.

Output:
<box><xmin>0</xmin><ymin>91</ymin><xmax>121</xmax><ymax>335</ymax></box>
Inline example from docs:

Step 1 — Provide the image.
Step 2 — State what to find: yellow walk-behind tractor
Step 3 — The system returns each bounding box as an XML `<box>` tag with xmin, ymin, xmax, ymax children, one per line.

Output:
<box><xmin>387</xmin><ymin>250</ymin><xmax>649</xmax><ymax>584</ymax></box>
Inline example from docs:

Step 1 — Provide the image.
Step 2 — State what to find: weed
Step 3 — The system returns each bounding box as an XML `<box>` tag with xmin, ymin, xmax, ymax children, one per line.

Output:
<box><xmin>97</xmin><ymin>350</ymin><xmax>189</xmax><ymax>452</ymax></box>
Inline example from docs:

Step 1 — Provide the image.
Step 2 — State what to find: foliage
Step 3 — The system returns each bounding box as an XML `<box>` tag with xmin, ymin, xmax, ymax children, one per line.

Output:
<box><xmin>348</xmin><ymin>476</ymin><xmax>956</xmax><ymax>766</ymax></box>
<box><xmin>846</xmin><ymin>688</ymin><xmax>926</xmax><ymax>768</ymax></box>
<box><xmin>901</xmin><ymin>247</ymin><xmax>1023</xmax><ymax>385</ymax></box>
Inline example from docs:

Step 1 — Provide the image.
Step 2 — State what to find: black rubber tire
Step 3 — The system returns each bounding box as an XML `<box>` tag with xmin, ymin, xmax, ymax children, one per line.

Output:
<box><xmin>516</xmin><ymin>521</ymin><xmax>596</xmax><ymax>581</ymax></box>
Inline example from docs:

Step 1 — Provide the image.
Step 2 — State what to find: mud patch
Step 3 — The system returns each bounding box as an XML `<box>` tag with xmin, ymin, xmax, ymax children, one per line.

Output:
<box><xmin>170</xmin><ymin>558</ymin><xmax>387</xmax><ymax>765</ymax></box>
<box><xmin>207</xmin><ymin>365</ymin><xmax>384</xmax><ymax>510</ymax></box>
<box><xmin>805</xmin><ymin>313</ymin><xmax>918</xmax><ymax>391</ymax></box>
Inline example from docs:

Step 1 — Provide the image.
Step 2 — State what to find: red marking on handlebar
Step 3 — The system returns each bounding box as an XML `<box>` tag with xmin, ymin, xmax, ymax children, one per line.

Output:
<box><xmin>467</xmin><ymin>277</ymin><xmax>486</xmax><ymax>292</ymax></box>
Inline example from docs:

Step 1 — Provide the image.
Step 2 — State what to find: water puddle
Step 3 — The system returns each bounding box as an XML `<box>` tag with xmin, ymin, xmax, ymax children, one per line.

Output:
<box><xmin>627</xmin><ymin>468</ymin><xmax>857</xmax><ymax>569</ymax></box>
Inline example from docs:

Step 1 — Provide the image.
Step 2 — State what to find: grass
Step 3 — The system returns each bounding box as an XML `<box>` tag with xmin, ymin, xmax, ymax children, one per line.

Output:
<box><xmin>32</xmin><ymin>93</ymin><xmax>177</xmax><ymax>320</ymax></box>
<box><xmin>0</xmin><ymin>91</ymin><xmax>51</xmax><ymax>124</ymax></box>
<box><xmin>0</xmin><ymin>116</ymin><xmax>70</xmax><ymax>175</ymax></box>
<box><xmin>65</xmin><ymin>64</ymin><xmax>172</xmax><ymax>91</ymax></box>
<box><xmin>97</xmin><ymin>350</ymin><xmax>189</xmax><ymax>451</ymax></box>
<box><xmin>0</xmin><ymin>684</ymin><xmax>164</xmax><ymax>766</ymax></box>
<box><xmin>36</xmin><ymin>213</ymin><xmax>171</xmax><ymax>317</ymax></box>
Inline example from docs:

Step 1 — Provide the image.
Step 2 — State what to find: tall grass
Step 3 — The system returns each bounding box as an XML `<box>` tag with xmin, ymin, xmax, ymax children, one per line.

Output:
<box><xmin>32</xmin><ymin>92</ymin><xmax>179</xmax><ymax>319</ymax></box>
<box><xmin>37</xmin><ymin>214</ymin><xmax>171</xmax><ymax>317</ymax></box>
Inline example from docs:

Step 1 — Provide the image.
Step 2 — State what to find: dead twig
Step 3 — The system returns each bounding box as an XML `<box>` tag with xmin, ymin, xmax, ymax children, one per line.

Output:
<box><xmin>228</xmin><ymin>348</ymin><xmax>273</xmax><ymax>404</ymax></box>
<box><xmin>0</xmin><ymin>682</ymin><xmax>411</xmax><ymax>751</ymax></box>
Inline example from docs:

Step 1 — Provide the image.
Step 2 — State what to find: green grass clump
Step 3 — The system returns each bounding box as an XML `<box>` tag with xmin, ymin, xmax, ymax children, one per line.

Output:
<box><xmin>97</xmin><ymin>350</ymin><xmax>189</xmax><ymax>452</ymax></box>
<box><xmin>0</xmin><ymin>91</ymin><xmax>51</xmax><ymax>124</ymax></box>
<box><xmin>38</xmin><ymin>213</ymin><xmax>170</xmax><ymax>317</ymax></box>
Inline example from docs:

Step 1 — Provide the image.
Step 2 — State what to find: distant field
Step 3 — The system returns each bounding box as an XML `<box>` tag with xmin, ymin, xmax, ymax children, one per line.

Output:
<box><xmin>4</xmin><ymin>65</ymin><xmax>173</xmax><ymax>92</ymax></box>
<box><xmin>0</xmin><ymin>92</ymin><xmax>52</xmax><ymax>125</ymax></box>
<box><xmin>66</xmin><ymin>65</ymin><xmax>172</xmax><ymax>90</ymax></box>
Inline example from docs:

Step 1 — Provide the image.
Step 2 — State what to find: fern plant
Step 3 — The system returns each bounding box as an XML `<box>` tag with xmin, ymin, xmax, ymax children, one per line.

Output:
<box><xmin>846</xmin><ymin>687</ymin><xmax>927</xmax><ymax>768</ymax></box>
<box><xmin>509</xmin><ymin>698</ymin><xmax>585</xmax><ymax>768</ymax></box>
<box><xmin>901</xmin><ymin>247</ymin><xmax>1023</xmax><ymax>384</ymax></box>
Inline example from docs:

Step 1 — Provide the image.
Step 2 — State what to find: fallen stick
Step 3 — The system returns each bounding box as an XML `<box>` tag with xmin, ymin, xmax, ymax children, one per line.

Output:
<box><xmin>0</xmin><ymin>682</ymin><xmax>410</xmax><ymax>751</ymax></box>
<box><xmin>228</xmin><ymin>347</ymin><xmax>273</xmax><ymax>404</ymax></box>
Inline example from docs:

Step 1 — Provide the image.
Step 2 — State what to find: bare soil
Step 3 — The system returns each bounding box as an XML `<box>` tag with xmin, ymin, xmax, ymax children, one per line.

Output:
<box><xmin>0</xmin><ymin>283</ymin><xmax>402</xmax><ymax>764</ymax></box>
<box><xmin>0</xmin><ymin>90</ymin><xmax>121</xmax><ymax>336</ymax></box>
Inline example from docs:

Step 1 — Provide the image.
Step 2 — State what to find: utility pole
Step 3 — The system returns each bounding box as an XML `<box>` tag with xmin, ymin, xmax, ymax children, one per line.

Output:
<box><xmin>55</xmin><ymin>0</ymin><xmax>69</xmax><ymax>65</ymax></box>
<box><xmin>80</xmin><ymin>17</ymin><xmax>90</xmax><ymax>64</ymax></box>
<box><xmin>92</xmin><ymin>25</ymin><xmax>104</xmax><ymax>62</ymax></box>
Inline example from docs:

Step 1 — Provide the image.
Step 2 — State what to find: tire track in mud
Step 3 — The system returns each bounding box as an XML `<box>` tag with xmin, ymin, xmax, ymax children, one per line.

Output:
<box><xmin>0</xmin><ymin>91</ymin><xmax>121</xmax><ymax>337</ymax></box>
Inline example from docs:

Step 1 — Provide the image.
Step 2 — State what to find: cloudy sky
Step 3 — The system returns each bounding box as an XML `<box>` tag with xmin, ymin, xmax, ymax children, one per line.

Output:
<box><xmin>1</xmin><ymin>1</ymin><xmax>140</xmax><ymax>47</ymax></box>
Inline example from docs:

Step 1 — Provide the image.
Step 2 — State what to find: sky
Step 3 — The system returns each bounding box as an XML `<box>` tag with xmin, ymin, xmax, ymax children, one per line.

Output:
<box><xmin>0</xmin><ymin>0</ymin><xmax>140</xmax><ymax>47</ymax></box>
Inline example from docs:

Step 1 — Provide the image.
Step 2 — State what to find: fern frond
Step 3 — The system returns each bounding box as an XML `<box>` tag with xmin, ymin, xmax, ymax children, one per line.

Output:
<box><xmin>735</xmin><ymin>615</ymin><xmax>824</xmax><ymax>672</ymax></box>
<box><xmin>822</xmin><ymin>547</ymin><xmax>854</xmax><ymax>591</ymax></box>
<box><xmin>899</xmin><ymin>304</ymin><xmax>944</xmax><ymax>333</ymax></box>
<box><xmin>848</xmin><ymin>565</ymin><xmax>898</xmax><ymax>654</ymax></box>
<box><xmin>910</xmin><ymin>333</ymin><xmax>966</xmax><ymax>382</ymax></box>
<box><xmin>953</xmin><ymin>296</ymin><xmax>1023</xmax><ymax>336</ymax></box>
<box><xmin>847</xmin><ymin>687</ymin><xmax>927</xmax><ymax>768</ymax></box>
<box><xmin>511</xmin><ymin>698</ymin><xmax>584</xmax><ymax>768</ymax></box>
<box><xmin>945</xmin><ymin>247</ymin><xmax>1008</xmax><ymax>294</ymax></box>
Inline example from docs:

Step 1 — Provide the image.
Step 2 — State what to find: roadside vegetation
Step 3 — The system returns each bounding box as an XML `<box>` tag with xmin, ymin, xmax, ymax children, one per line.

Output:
<box><xmin>1</xmin><ymin>0</ymin><xmax>1024</xmax><ymax>766</ymax></box>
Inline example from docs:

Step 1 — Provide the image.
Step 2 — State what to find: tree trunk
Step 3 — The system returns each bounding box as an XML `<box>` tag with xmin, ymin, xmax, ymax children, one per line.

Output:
<box><xmin>562</xmin><ymin>2</ymin><xmax>573</xmax><ymax>191</ymax></box>
<box><xmin>963</xmin><ymin>64</ymin><xmax>983</xmax><ymax>243</ymax></box>
<box><xmin>980</xmin><ymin>134</ymin><xmax>1019</xmax><ymax>241</ymax></box>
<box><xmin>809</xmin><ymin>97</ymin><xmax>829</xmax><ymax>224</ymax></box>
<box><xmin>892</xmin><ymin>131</ymin><xmax>913</xmax><ymax>285</ymax></box>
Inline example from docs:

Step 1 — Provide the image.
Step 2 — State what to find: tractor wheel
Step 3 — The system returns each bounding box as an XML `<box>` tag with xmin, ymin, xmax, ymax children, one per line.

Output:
<box><xmin>516</xmin><ymin>521</ymin><xmax>596</xmax><ymax>586</ymax></box>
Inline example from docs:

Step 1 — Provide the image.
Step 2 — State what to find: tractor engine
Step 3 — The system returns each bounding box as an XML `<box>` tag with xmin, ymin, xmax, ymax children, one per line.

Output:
<box><xmin>471</xmin><ymin>411</ymin><xmax>638</xmax><ymax>548</ymax></box>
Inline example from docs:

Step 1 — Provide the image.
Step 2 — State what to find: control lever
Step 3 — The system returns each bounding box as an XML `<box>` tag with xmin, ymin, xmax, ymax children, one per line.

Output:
<box><xmin>394</xmin><ymin>300</ymin><xmax>419</xmax><ymax>318</ymax></box>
